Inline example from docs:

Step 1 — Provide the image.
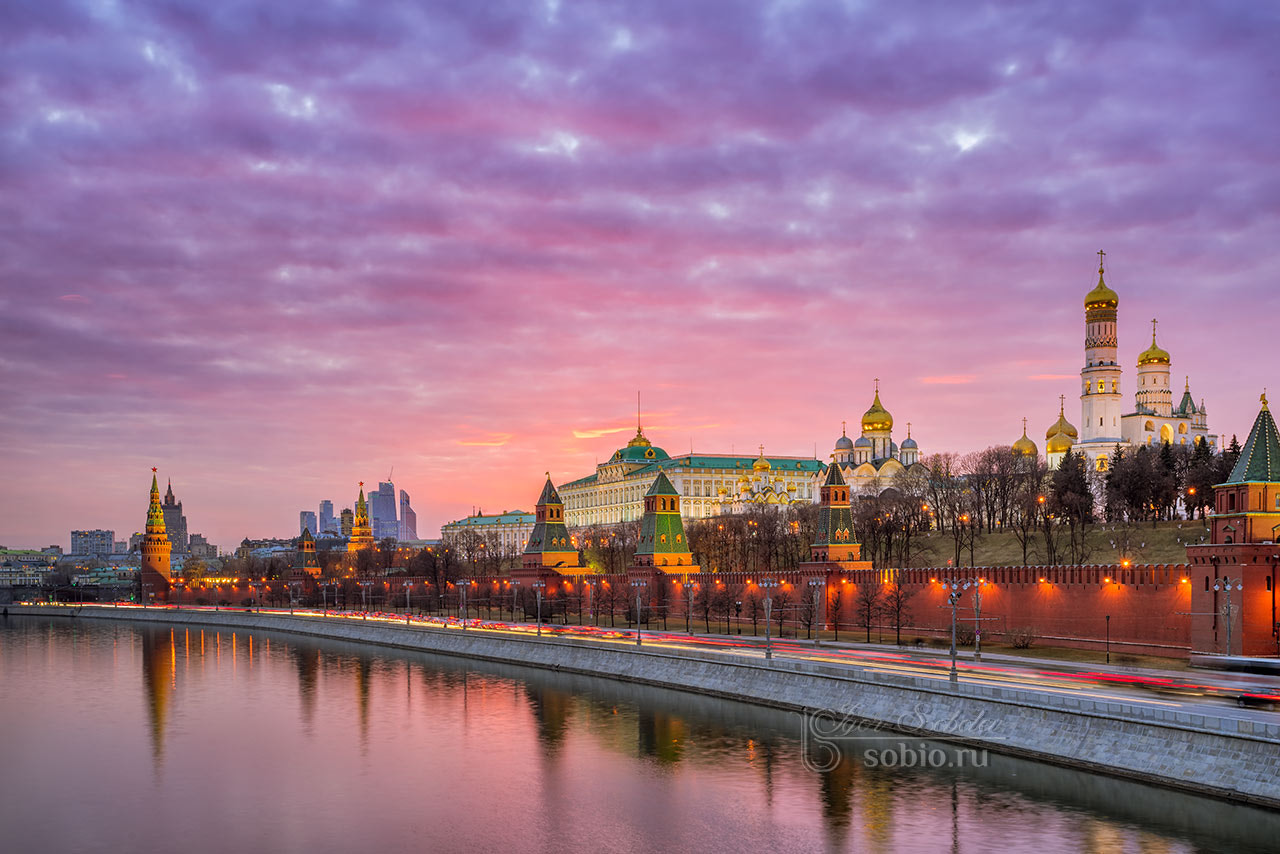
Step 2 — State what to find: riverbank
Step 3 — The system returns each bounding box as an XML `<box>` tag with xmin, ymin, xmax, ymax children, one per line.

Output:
<box><xmin>8</xmin><ymin>603</ymin><xmax>1279</xmax><ymax>810</ymax></box>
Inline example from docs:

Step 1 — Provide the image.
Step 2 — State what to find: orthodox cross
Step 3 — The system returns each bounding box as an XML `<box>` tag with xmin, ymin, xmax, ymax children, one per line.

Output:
<box><xmin>1097</xmin><ymin>248</ymin><xmax>1106</xmax><ymax>270</ymax></box>
<box><xmin>874</xmin><ymin>377</ymin><xmax>880</xmax><ymax>394</ymax></box>
<box><xmin>1151</xmin><ymin>317</ymin><xmax>1158</xmax><ymax>340</ymax></box>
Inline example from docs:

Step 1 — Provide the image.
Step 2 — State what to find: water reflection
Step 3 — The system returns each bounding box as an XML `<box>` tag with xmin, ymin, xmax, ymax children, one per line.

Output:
<box><xmin>3</xmin><ymin>616</ymin><xmax>1278</xmax><ymax>854</ymax></box>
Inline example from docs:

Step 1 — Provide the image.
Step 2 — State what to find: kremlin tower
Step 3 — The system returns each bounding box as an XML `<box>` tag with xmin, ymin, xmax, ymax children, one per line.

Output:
<box><xmin>632</xmin><ymin>471</ymin><xmax>697</xmax><ymax>571</ymax></box>
<box><xmin>521</xmin><ymin>474</ymin><xmax>583</xmax><ymax>573</ymax></box>
<box><xmin>810</xmin><ymin>461</ymin><xmax>861</xmax><ymax>563</ymax></box>
<box><xmin>347</xmin><ymin>483</ymin><xmax>375</xmax><ymax>552</ymax></box>
<box><xmin>140</xmin><ymin>469</ymin><xmax>172</xmax><ymax>597</ymax></box>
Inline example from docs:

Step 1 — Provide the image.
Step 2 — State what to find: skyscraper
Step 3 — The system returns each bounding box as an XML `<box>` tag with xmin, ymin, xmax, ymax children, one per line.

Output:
<box><xmin>399</xmin><ymin>490</ymin><xmax>417</xmax><ymax>540</ymax></box>
<box><xmin>161</xmin><ymin>480</ymin><xmax>189</xmax><ymax>553</ymax></box>
<box><xmin>318</xmin><ymin>500</ymin><xmax>336</xmax><ymax>535</ymax></box>
<box><xmin>340</xmin><ymin>508</ymin><xmax>354</xmax><ymax>536</ymax></box>
<box><xmin>369</xmin><ymin>481</ymin><xmax>398</xmax><ymax>540</ymax></box>
<box><xmin>300</xmin><ymin>511</ymin><xmax>317</xmax><ymax>536</ymax></box>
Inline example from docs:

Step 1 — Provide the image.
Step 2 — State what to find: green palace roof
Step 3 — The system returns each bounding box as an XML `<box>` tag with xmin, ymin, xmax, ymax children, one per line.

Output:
<box><xmin>1224</xmin><ymin>397</ymin><xmax>1280</xmax><ymax>484</ymax></box>
<box><xmin>445</xmin><ymin>511</ymin><xmax>534</xmax><ymax>527</ymax></box>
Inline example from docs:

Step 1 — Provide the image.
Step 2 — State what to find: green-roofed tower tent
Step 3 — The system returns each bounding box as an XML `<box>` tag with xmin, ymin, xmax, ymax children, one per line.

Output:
<box><xmin>810</xmin><ymin>461</ymin><xmax>862</xmax><ymax>563</ymax></box>
<box><xmin>1222</xmin><ymin>393</ymin><xmax>1280</xmax><ymax>485</ymax></box>
<box><xmin>1206</xmin><ymin>392</ymin><xmax>1280</xmax><ymax>547</ymax></box>
<box><xmin>633</xmin><ymin>471</ymin><xmax>698</xmax><ymax>571</ymax></box>
<box><xmin>522</xmin><ymin>474</ymin><xmax>582</xmax><ymax>571</ymax></box>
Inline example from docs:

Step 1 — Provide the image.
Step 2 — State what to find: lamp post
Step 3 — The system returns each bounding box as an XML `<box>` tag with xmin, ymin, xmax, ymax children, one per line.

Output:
<box><xmin>404</xmin><ymin>581</ymin><xmax>412</xmax><ymax>624</ymax></box>
<box><xmin>358</xmin><ymin>580</ymin><xmax>372</xmax><ymax>617</ymax></box>
<box><xmin>1214</xmin><ymin>576</ymin><xmax>1244</xmax><ymax>656</ymax></box>
<box><xmin>1105</xmin><ymin>614</ymin><xmax>1111</xmax><ymax>664</ymax></box>
<box><xmin>586</xmin><ymin>577</ymin><xmax>598</xmax><ymax>626</ymax></box>
<box><xmin>173</xmin><ymin>579</ymin><xmax>185</xmax><ymax>610</ymax></box>
<box><xmin>683</xmin><ymin>579</ymin><xmax>696</xmax><ymax>634</ymax></box>
<box><xmin>289</xmin><ymin>581</ymin><xmax>301</xmax><ymax>615</ymax></box>
<box><xmin>807</xmin><ymin>578</ymin><xmax>824</xmax><ymax>643</ymax></box>
<box><xmin>941</xmin><ymin>578</ymin><xmax>971</xmax><ymax>682</ymax></box>
<box><xmin>631</xmin><ymin>579</ymin><xmax>648</xmax><ymax>646</ymax></box>
<box><xmin>532</xmin><ymin>579</ymin><xmax>545</xmax><ymax>637</ymax></box>
<box><xmin>510</xmin><ymin>579</ymin><xmax>520</xmax><ymax>624</ymax></box>
<box><xmin>735</xmin><ymin>600</ymin><xmax>742</xmax><ymax>635</ymax></box>
<box><xmin>759</xmin><ymin>578</ymin><xmax>779</xmax><ymax>660</ymax></box>
<box><xmin>972</xmin><ymin>578</ymin><xmax>986</xmax><ymax>661</ymax></box>
<box><xmin>459</xmin><ymin>580</ymin><xmax>468</xmax><ymax>630</ymax></box>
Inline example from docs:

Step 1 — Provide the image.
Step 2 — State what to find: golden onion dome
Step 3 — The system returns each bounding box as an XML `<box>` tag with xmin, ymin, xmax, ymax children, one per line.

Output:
<box><xmin>1012</xmin><ymin>420</ymin><xmax>1038</xmax><ymax>457</ymax></box>
<box><xmin>1084</xmin><ymin>263</ymin><xmax>1118</xmax><ymax>310</ymax></box>
<box><xmin>753</xmin><ymin>448</ymin><xmax>771</xmax><ymax>472</ymax></box>
<box><xmin>1045</xmin><ymin>402</ymin><xmax>1078</xmax><ymax>441</ymax></box>
<box><xmin>861</xmin><ymin>390</ymin><xmax>893</xmax><ymax>433</ymax></box>
<box><xmin>1046</xmin><ymin>430</ymin><xmax>1074</xmax><ymax>454</ymax></box>
<box><xmin>1137</xmin><ymin>326</ymin><xmax>1171</xmax><ymax>366</ymax></box>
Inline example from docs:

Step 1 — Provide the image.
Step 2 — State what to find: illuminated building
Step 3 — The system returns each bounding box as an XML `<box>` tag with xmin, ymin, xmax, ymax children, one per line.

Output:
<box><xmin>441</xmin><ymin>510</ymin><xmax>534</xmax><ymax>553</ymax></box>
<box><xmin>346</xmin><ymin>483</ymin><xmax>375</xmax><ymax>552</ymax></box>
<box><xmin>369</xmin><ymin>481</ymin><xmax>398</xmax><ymax>540</ymax></box>
<box><xmin>140</xmin><ymin>470</ymin><xmax>172</xmax><ymax>593</ymax></box>
<box><xmin>161</xmin><ymin>480</ymin><xmax>189</xmax><ymax>553</ymax></box>
<box><xmin>560</xmin><ymin>425</ymin><xmax>823</xmax><ymax>526</ymax></box>
<box><xmin>827</xmin><ymin>384</ymin><xmax>927</xmax><ymax>495</ymax></box>
<box><xmin>340</xmin><ymin>508</ymin><xmax>354</xmax><ymax>536</ymax></box>
<box><xmin>1049</xmin><ymin>253</ymin><xmax>1215</xmax><ymax>472</ymax></box>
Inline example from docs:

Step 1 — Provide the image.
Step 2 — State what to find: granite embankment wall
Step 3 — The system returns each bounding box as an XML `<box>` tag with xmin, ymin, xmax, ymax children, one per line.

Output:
<box><xmin>9</xmin><ymin>604</ymin><xmax>1279</xmax><ymax>810</ymax></box>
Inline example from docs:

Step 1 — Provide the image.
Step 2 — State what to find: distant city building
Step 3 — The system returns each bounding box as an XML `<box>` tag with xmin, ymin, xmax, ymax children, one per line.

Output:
<box><xmin>129</xmin><ymin>532</ymin><xmax>145</xmax><ymax>552</ymax></box>
<box><xmin>347</xmin><ymin>484</ymin><xmax>375</xmax><ymax>552</ymax></box>
<box><xmin>399</xmin><ymin>490</ymin><xmax>417</xmax><ymax>540</ymax></box>
<box><xmin>161</xmin><ymin>480</ymin><xmax>189</xmax><ymax>553</ymax></box>
<box><xmin>441</xmin><ymin>510</ymin><xmax>535</xmax><ymax>554</ymax></box>
<box><xmin>0</xmin><ymin>549</ymin><xmax>58</xmax><ymax>587</ymax></box>
<box><xmin>300</xmin><ymin>510</ymin><xmax>317</xmax><ymax>536</ymax></box>
<box><xmin>41</xmin><ymin>545</ymin><xmax>63</xmax><ymax>556</ymax></box>
<box><xmin>1048</xmin><ymin>254</ymin><xmax>1216</xmax><ymax>472</ymax></box>
<box><xmin>71</xmin><ymin>529</ymin><xmax>115</xmax><ymax>556</ymax></box>
<box><xmin>188</xmin><ymin>533</ymin><xmax>217</xmax><ymax>559</ymax></box>
<box><xmin>369</xmin><ymin>481</ymin><xmax>398</xmax><ymax>540</ymax></box>
<box><xmin>113</xmin><ymin>540</ymin><xmax>128</xmax><ymax>554</ymax></box>
<box><xmin>340</xmin><ymin>508</ymin><xmax>354</xmax><ymax>536</ymax></box>
<box><xmin>318</xmin><ymin>500</ymin><xmax>336</xmax><ymax>535</ymax></box>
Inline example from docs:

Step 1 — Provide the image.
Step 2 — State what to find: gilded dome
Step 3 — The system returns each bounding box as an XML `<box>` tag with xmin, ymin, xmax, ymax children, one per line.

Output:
<box><xmin>1045</xmin><ymin>404</ymin><xmax>1078</xmax><ymax>441</ymax></box>
<box><xmin>1012</xmin><ymin>422</ymin><xmax>1038</xmax><ymax>457</ymax></box>
<box><xmin>861</xmin><ymin>390</ymin><xmax>893</xmax><ymax>433</ymax></box>
<box><xmin>1084</xmin><ymin>264</ymin><xmax>1118</xmax><ymax>310</ymax></box>
<box><xmin>1137</xmin><ymin>328</ymin><xmax>1170</xmax><ymax>366</ymax></box>
<box><xmin>753</xmin><ymin>448</ymin><xmax>771</xmax><ymax>472</ymax></box>
<box><xmin>1046</xmin><ymin>430</ymin><xmax>1074</xmax><ymax>454</ymax></box>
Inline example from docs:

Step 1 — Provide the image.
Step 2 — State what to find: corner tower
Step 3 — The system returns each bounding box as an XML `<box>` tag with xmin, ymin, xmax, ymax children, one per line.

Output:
<box><xmin>140</xmin><ymin>469</ymin><xmax>172</xmax><ymax>595</ymax></box>
<box><xmin>1080</xmin><ymin>251</ymin><xmax>1124</xmax><ymax>452</ymax></box>
<box><xmin>522</xmin><ymin>474</ymin><xmax>582</xmax><ymax>572</ymax></box>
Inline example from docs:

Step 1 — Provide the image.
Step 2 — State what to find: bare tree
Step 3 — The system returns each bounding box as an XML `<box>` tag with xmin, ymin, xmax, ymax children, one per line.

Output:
<box><xmin>854</xmin><ymin>580</ymin><xmax>884</xmax><ymax>643</ymax></box>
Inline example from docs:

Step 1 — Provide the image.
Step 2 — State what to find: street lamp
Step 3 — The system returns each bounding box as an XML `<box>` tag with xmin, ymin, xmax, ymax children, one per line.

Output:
<box><xmin>807</xmin><ymin>578</ymin><xmax>824</xmax><ymax>643</ymax></box>
<box><xmin>585</xmin><ymin>577</ymin><xmax>598</xmax><ymax>626</ymax></box>
<box><xmin>404</xmin><ymin>581</ymin><xmax>412</xmax><ymax>624</ymax></box>
<box><xmin>459</xmin><ymin>580</ymin><xmax>469</xmax><ymax>630</ymax></box>
<box><xmin>510</xmin><ymin>579</ymin><xmax>520</xmax><ymax>624</ymax></box>
<box><xmin>759</xmin><ymin>578</ymin><xmax>779</xmax><ymax>660</ymax></box>
<box><xmin>532</xmin><ymin>579</ymin><xmax>546</xmax><ymax>637</ymax></box>
<box><xmin>682</xmin><ymin>579</ymin><xmax>696</xmax><ymax>634</ymax></box>
<box><xmin>289</xmin><ymin>581</ymin><xmax>301</xmax><ymax>615</ymax></box>
<box><xmin>971</xmin><ymin>578</ymin><xmax>988</xmax><ymax>661</ymax></box>
<box><xmin>1213</xmin><ymin>576</ymin><xmax>1244</xmax><ymax>656</ymax></box>
<box><xmin>631</xmin><ymin>579</ymin><xmax>648</xmax><ymax>646</ymax></box>
<box><xmin>358</xmin><ymin>580</ymin><xmax>373</xmax><ymax>617</ymax></box>
<box><xmin>941</xmin><ymin>578</ymin><xmax>971</xmax><ymax>682</ymax></box>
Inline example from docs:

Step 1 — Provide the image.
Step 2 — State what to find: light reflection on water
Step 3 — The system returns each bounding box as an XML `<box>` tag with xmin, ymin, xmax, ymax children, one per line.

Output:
<box><xmin>0</xmin><ymin>616</ymin><xmax>1276</xmax><ymax>854</ymax></box>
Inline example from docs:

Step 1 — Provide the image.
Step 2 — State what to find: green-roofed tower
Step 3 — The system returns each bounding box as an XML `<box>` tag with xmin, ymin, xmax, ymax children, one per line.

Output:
<box><xmin>810</xmin><ymin>462</ymin><xmax>862</xmax><ymax>563</ymax></box>
<box><xmin>1187</xmin><ymin>392</ymin><xmax>1280</xmax><ymax>656</ymax></box>
<box><xmin>522</xmin><ymin>474</ymin><xmax>582</xmax><ymax>572</ymax></box>
<box><xmin>293</xmin><ymin>527</ymin><xmax>319</xmax><ymax>578</ymax></box>
<box><xmin>140</xmin><ymin>468</ymin><xmax>172</xmax><ymax>597</ymax></box>
<box><xmin>634</xmin><ymin>471</ymin><xmax>696</xmax><ymax>571</ymax></box>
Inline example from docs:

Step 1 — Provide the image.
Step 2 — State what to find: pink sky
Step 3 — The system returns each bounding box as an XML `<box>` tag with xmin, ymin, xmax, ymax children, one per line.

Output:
<box><xmin>3</xmin><ymin>1</ymin><xmax>1278</xmax><ymax>551</ymax></box>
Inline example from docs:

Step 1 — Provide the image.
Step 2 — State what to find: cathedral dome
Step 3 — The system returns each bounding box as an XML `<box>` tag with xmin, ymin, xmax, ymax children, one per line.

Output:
<box><xmin>1137</xmin><ymin>329</ymin><xmax>1171</xmax><ymax>366</ymax></box>
<box><xmin>900</xmin><ymin>436</ymin><xmax>918</xmax><ymax>450</ymax></box>
<box><xmin>854</xmin><ymin>436</ymin><xmax>873</xmax><ymax>450</ymax></box>
<box><xmin>834</xmin><ymin>424</ymin><xmax>854</xmax><ymax>451</ymax></box>
<box><xmin>1045</xmin><ymin>401</ymin><xmax>1078</xmax><ymax>441</ymax></box>
<box><xmin>1084</xmin><ymin>265</ymin><xmax>1118</xmax><ymax>310</ymax></box>
<box><xmin>1046</xmin><ymin>430</ymin><xmax>1074</xmax><ymax>454</ymax></box>
<box><xmin>861</xmin><ymin>390</ymin><xmax>893</xmax><ymax>432</ymax></box>
<box><xmin>1012</xmin><ymin>423</ymin><xmax>1038</xmax><ymax>457</ymax></box>
<box><xmin>752</xmin><ymin>449</ymin><xmax>771</xmax><ymax>472</ymax></box>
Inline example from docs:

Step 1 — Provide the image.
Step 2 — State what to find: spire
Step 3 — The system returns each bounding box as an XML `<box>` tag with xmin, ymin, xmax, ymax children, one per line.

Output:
<box><xmin>147</xmin><ymin>473</ymin><xmax>167</xmax><ymax>534</ymax></box>
<box><xmin>536</xmin><ymin>472</ymin><xmax>562</xmax><ymax>506</ymax></box>
<box><xmin>823</xmin><ymin>460</ymin><xmax>847</xmax><ymax>486</ymax></box>
<box><xmin>1223</xmin><ymin>395</ymin><xmax>1280</xmax><ymax>484</ymax></box>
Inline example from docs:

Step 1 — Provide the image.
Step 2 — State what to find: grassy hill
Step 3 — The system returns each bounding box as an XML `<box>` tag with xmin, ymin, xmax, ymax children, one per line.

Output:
<box><xmin>910</xmin><ymin>519</ymin><xmax>1209</xmax><ymax>568</ymax></box>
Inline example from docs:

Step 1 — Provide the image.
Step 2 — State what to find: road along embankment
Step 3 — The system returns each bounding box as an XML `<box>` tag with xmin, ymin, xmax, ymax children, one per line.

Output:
<box><xmin>9</xmin><ymin>604</ymin><xmax>1280</xmax><ymax>810</ymax></box>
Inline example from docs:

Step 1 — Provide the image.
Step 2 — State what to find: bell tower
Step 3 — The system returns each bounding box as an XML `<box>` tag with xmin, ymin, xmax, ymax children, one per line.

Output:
<box><xmin>1080</xmin><ymin>251</ymin><xmax>1124</xmax><ymax>447</ymax></box>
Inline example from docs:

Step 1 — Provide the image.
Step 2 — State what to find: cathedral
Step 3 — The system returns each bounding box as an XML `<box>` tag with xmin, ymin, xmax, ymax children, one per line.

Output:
<box><xmin>1046</xmin><ymin>253</ymin><xmax>1216</xmax><ymax>471</ymax></box>
<box><xmin>826</xmin><ymin>383</ymin><xmax>927</xmax><ymax>495</ymax></box>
